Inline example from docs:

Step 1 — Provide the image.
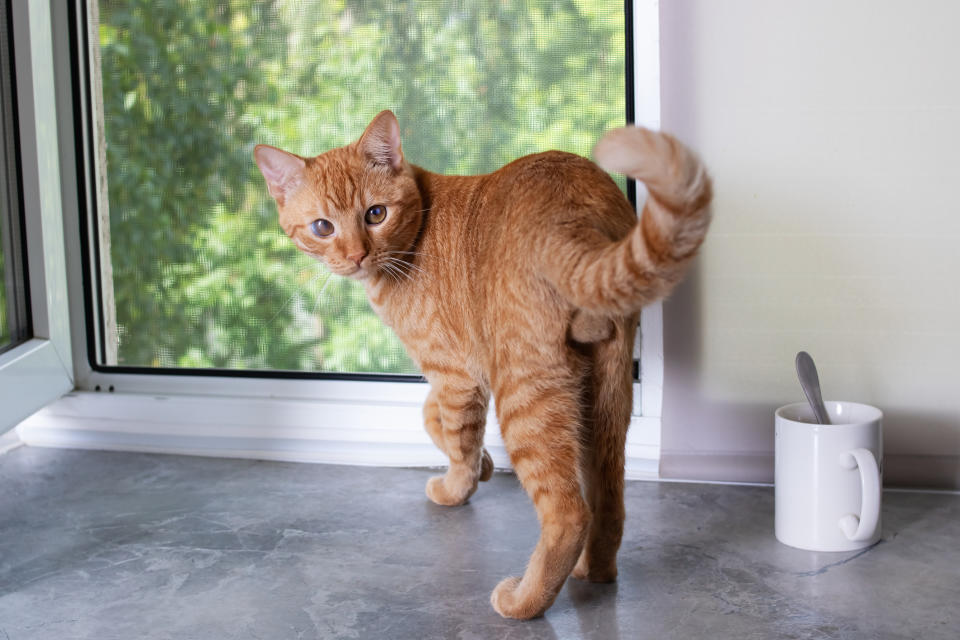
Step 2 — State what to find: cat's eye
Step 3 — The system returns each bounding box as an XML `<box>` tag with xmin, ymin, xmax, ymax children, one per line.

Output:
<box><xmin>364</xmin><ymin>205</ymin><xmax>387</xmax><ymax>225</ymax></box>
<box><xmin>310</xmin><ymin>218</ymin><xmax>335</xmax><ymax>237</ymax></box>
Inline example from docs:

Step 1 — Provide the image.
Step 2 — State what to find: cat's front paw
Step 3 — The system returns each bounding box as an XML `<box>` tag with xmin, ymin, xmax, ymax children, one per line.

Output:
<box><xmin>425</xmin><ymin>474</ymin><xmax>475</xmax><ymax>506</ymax></box>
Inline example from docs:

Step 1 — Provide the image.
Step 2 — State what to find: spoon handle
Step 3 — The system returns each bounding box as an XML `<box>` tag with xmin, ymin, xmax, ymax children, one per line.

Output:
<box><xmin>795</xmin><ymin>351</ymin><xmax>831</xmax><ymax>425</ymax></box>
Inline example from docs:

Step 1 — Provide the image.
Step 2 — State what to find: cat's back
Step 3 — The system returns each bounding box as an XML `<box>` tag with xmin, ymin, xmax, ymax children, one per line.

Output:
<box><xmin>454</xmin><ymin>149</ymin><xmax>638</xmax><ymax>284</ymax></box>
<box><xmin>475</xmin><ymin>150</ymin><xmax>636</xmax><ymax>236</ymax></box>
<box><xmin>394</xmin><ymin>148</ymin><xmax>639</xmax><ymax>367</ymax></box>
<box><xmin>445</xmin><ymin>149</ymin><xmax>639</xmax><ymax>333</ymax></box>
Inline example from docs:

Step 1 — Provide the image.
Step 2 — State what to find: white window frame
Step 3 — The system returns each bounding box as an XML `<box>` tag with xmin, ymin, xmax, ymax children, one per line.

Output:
<box><xmin>0</xmin><ymin>0</ymin><xmax>73</xmax><ymax>437</ymax></box>
<box><xmin>15</xmin><ymin>0</ymin><xmax>665</xmax><ymax>480</ymax></box>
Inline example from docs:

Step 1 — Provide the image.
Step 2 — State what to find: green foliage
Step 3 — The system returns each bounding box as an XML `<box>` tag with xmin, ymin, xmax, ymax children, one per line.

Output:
<box><xmin>98</xmin><ymin>0</ymin><xmax>624</xmax><ymax>373</ymax></box>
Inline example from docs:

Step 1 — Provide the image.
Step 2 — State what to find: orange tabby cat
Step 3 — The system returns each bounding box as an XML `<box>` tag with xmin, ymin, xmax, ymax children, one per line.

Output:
<box><xmin>254</xmin><ymin>111</ymin><xmax>711</xmax><ymax>619</ymax></box>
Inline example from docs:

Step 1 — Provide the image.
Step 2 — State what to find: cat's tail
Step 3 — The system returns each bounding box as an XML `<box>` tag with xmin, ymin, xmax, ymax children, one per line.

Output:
<box><xmin>546</xmin><ymin>127</ymin><xmax>712</xmax><ymax>316</ymax></box>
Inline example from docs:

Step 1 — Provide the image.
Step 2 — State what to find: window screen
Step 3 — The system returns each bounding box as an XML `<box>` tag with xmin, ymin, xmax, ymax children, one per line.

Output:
<box><xmin>87</xmin><ymin>0</ymin><xmax>626</xmax><ymax>374</ymax></box>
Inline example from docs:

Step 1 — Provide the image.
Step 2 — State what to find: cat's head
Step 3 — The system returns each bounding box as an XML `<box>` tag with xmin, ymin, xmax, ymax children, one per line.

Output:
<box><xmin>254</xmin><ymin>110</ymin><xmax>423</xmax><ymax>280</ymax></box>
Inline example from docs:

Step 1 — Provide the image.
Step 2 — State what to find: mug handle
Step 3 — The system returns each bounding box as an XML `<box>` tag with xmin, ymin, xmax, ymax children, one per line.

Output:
<box><xmin>837</xmin><ymin>448</ymin><xmax>881</xmax><ymax>541</ymax></box>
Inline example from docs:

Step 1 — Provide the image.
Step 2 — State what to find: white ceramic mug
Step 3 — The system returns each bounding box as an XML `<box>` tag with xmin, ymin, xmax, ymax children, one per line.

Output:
<box><xmin>775</xmin><ymin>401</ymin><xmax>883</xmax><ymax>552</ymax></box>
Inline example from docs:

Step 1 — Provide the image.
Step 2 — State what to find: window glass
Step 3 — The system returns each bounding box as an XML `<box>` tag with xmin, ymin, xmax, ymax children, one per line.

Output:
<box><xmin>92</xmin><ymin>0</ymin><xmax>625</xmax><ymax>373</ymax></box>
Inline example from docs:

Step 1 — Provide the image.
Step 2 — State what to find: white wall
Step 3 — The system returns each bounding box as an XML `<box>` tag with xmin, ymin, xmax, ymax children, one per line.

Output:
<box><xmin>658</xmin><ymin>1</ymin><xmax>960</xmax><ymax>487</ymax></box>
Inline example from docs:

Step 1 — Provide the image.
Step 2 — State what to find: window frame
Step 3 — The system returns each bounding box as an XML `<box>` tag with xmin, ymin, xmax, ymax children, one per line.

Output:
<box><xmin>0</xmin><ymin>0</ymin><xmax>31</xmax><ymax>356</ymax></box>
<box><xmin>0</xmin><ymin>0</ymin><xmax>74</xmax><ymax>435</ymax></box>
<box><xmin>18</xmin><ymin>0</ymin><xmax>663</xmax><ymax>478</ymax></box>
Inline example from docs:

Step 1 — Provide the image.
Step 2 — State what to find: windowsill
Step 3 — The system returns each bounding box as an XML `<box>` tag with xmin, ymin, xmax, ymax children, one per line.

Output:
<box><xmin>15</xmin><ymin>390</ymin><xmax>661</xmax><ymax>480</ymax></box>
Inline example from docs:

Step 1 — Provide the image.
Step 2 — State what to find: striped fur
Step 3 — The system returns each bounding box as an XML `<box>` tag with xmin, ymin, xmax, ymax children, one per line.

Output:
<box><xmin>254</xmin><ymin>111</ymin><xmax>712</xmax><ymax>619</ymax></box>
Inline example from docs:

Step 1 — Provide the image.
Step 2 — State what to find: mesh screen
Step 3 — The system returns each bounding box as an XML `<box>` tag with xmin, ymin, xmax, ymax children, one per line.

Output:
<box><xmin>95</xmin><ymin>0</ymin><xmax>625</xmax><ymax>373</ymax></box>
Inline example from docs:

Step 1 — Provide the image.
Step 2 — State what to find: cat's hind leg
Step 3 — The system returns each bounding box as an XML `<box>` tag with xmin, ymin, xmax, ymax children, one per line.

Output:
<box><xmin>422</xmin><ymin>383</ymin><xmax>491</xmax><ymax>506</ymax></box>
<box><xmin>572</xmin><ymin>314</ymin><xmax>637</xmax><ymax>582</ymax></box>
<box><xmin>489</xmin><ymin>366</ymin><xmax>589</xmax><ymax>619</ymax></box>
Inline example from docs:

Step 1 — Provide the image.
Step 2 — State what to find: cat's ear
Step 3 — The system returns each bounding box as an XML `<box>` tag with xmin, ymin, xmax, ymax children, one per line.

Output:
<box><xmin>359</xmin><ymin>110</ymin><xmax>404</xmax><ymax>171</ymax></box>
<box><xmin>254</xmin><ymin>145</ymin><xmax>306</xmax><ymax>206</ymax></box>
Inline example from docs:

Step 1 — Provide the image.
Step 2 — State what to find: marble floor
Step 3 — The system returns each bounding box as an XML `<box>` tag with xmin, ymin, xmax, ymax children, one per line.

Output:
<box><xmin>0</xmin><ymin>446</ymin><xmax>957</xmax><ymax>640</ymax></box>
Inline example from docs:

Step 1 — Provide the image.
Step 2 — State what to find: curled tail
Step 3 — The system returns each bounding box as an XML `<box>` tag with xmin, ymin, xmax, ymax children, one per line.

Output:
<box><xmin>546</xmin><ymin>127</ymin><xmax>712</xmax><ymax>315</ymax></box>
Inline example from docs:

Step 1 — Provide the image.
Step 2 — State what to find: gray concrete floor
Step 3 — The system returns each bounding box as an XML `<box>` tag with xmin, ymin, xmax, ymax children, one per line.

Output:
<box><xmin>0</xmin><ymin>447</ymin><xmax>958</xmax><ymax>640</ymax></box>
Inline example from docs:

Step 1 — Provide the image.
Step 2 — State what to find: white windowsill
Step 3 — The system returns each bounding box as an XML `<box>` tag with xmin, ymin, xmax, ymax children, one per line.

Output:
<box><xmin>16</xmin><ymin>390</ymin><xmax>661</xmax><ymax>481</ymax></box>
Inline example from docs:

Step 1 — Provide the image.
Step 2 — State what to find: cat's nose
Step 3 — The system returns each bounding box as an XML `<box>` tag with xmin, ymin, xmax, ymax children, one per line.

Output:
<box><xmin>347</xmin><ymin>250</ymin><xmax>368</xmax><ymax>267</ymax></box>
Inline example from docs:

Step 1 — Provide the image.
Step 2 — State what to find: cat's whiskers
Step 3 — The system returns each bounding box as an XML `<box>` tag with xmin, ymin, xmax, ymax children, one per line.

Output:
<box><xmin>378</xmin><ymin>261</ymin><xmax>405</xmax><ymax>286</ymax></box>
<box><xmin>384</xmin><ymin>259</ymin><xmax>433</xmax><ymax>291</ymax></box>
<box><xmin>384</xmin><ymin>249</ymin><xmax>453</xmax><ymax>267</ymax></box>
<box><xmin>310</xmin><ymin>269</ymin><xmax>336</xmax><ymax>317</ymax></box>
<box><xmin>385</xmin><ymin>259</ymin><xmax>413</xmax><ymax>282</ymax></box>
<box><xmin>392</xmin><ymin>257</ymin><xmax>427</xmax><ymax>277</ymax></box>
<box><xmin>265</xmin><ymin>263</ymin><xmax>326</xmax><ymax>326</ymax></box>
<box><xmin>385</xmin><ymin>256</ymin><xmax>421</xmax><ymax>278</ymax></box>
<box><xmin>378</xmin><ymin>258</ymin><xmax>418</xmax><ymax>285</ymax></box>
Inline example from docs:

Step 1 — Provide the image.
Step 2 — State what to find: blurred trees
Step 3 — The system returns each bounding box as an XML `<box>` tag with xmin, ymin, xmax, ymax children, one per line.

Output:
<box><xmin>97</xmin><ymin>0</ymin><xmax>625</xmax><ymax>373</ymax></box>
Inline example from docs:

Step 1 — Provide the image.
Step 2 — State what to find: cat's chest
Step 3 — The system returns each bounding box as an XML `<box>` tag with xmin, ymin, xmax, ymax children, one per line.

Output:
<box><xmin>366</xmin><ymin>279</ymin><xmax>466</xmax><ymax>352</ymax></box>
<box><xmin>369</xmin><ymin>284</ymin><xmax>437</xmax><ymax>335</ymax></box>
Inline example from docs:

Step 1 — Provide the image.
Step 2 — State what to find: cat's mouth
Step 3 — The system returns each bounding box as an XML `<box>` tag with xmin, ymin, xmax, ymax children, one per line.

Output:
<box><xmin>328</xmin><ymin>258</ymin><xmax>388</xmax><ymax>281</ymax></box>
<box><xmin>319</xmin><ymin>257</ymin><xmax>366</xmax><ymax>279</ymax></box>
<box><xmin>336</xmin><ymin>266</ymin><xmax>366</xmax><ymax>279</ymax></box>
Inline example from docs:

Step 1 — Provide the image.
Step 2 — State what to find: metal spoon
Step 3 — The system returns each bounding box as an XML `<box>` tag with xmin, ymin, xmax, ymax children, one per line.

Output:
<box><xmin>795</xmin><ymin>351</ymin><xmax>831</xmax><ymax>425</ymax></box>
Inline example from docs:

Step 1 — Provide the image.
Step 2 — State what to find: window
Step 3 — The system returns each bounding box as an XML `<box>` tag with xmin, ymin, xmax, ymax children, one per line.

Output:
<box><xmin>16</xmin><ymin>0</ymin><xmax>660</xmax><ymax>477</ymax></box>
<box><xmin>80</xmin><ymin>0</ymin><xmax>629</xmax><ymax>377</ymax></box>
